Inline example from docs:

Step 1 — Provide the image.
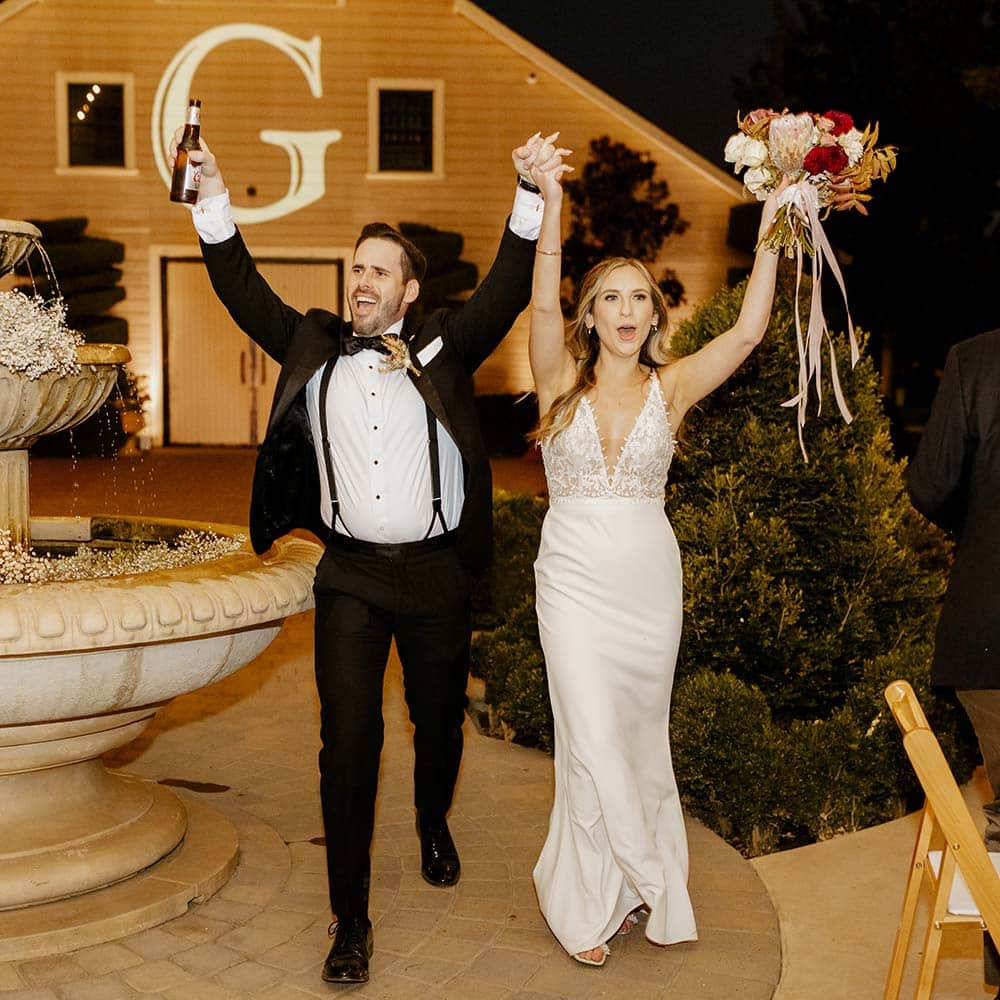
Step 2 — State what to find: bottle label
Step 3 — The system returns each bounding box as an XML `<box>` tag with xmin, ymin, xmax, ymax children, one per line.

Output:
<box><xmin>182</xmin><ymin>159</ymin><xmax>201</xmax><ymax>191</ymax></box>
<box><xmin>187</xmin><ymin>104</ymin><xmax>201</xmax><ymax>126</ymax></box>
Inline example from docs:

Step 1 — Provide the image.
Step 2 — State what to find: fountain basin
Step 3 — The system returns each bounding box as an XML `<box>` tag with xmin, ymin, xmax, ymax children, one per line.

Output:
<box><xmin>0</xmin><ymin>515</ymin><xmax>320</xmax><ymax>919</ymax></box>
<box><xmin>0</xmin><ymin>345</ymin><xmax>130</xmax><ymax>449</ymax></box>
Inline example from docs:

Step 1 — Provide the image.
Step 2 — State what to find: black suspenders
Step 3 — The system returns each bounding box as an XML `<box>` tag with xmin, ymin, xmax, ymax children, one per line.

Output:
<box><xmin>318</xmin><ymin>356</ymin><xmax>448</xmax><ymax>540</ymax></box>
<box><xmin>424</xmin><ymin>403</ymin><xmax>448</xmax><ymax>537</ymax></box>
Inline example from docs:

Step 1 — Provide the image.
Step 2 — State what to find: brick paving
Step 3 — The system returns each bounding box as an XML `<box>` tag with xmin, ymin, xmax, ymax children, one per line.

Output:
<box><xmin>1</xmin><ymin>448</ymin><xmax>781</xmax><ymax>999</ymax></box>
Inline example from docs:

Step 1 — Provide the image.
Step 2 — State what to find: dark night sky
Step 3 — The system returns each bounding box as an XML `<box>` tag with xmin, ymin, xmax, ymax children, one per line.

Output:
<box><xmin>473</xmin><ymin>1</ymin><xmax>775</xmax><ymax>166</ymax></box>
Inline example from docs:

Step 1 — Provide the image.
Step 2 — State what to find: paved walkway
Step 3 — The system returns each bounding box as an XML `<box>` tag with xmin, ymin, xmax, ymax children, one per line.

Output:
<box><xmin>2</xmin><ymin>448</ymin><xmax>990</xmax><ymax>998</ymax></box>
<box><xmin>3</xmin><ymin>449</ymin><xmax>779</xmax><ymax>999</ymax></box>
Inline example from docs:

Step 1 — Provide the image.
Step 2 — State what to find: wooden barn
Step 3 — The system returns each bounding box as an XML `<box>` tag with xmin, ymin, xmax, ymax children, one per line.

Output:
<box><xmin>0</xmin><ymin>0</ymin><xmax>751</xmax><ymax>446</ymax></box>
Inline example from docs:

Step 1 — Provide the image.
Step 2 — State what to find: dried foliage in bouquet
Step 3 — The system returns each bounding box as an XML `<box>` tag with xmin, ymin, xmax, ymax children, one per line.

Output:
<box><xmin>724</xmin><ymin>109</ymin><xmax>897</xmax><ymax>458</ymax></box>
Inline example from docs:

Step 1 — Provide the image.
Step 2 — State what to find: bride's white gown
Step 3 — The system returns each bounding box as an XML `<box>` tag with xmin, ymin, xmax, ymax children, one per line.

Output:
<box><xmin>533</xmin><ymin>372</ymin><xmax>697</xmax><ymax>955</ymax></box>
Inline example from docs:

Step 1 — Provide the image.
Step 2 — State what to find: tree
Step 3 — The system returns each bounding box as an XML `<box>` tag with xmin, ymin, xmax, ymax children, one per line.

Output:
<box><xmin>735</xmin><ymin>0</ymin><xmax>1000</xmax><ymax>409</ymax></box>
<box><xmin>668</xmin><ymin>269</ymin><xmax>951</xmax><ymax>719</ymax></box>
<box><xmin>562</xmin><ymin>136</ymin><xmax>689</xmax><ymax>309</ymax></box>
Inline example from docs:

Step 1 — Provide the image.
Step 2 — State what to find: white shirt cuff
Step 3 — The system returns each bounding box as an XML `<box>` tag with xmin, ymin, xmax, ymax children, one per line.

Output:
<box><xmin>191</xmin><ymin>191</ymin><xmax>236</xmax><ymax>244</ymax></box>
<box><xmin>509</xmin><ymin>185</ymin><xmax>543</xmax><ymax>242</ymax></box>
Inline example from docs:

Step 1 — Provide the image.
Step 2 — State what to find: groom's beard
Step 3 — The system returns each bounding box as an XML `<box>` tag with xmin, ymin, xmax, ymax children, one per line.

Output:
<box><xmin>350</xmin><ymin>287</ymin><xmax>406</xmax><ymax>338</ymax></box>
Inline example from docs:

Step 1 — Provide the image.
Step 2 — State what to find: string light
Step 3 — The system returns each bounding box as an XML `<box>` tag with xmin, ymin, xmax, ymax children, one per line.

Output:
<box><xmin>74</xmin><ymin>83</ymin><xmax>104</xmax><ymax>123</ymax></box>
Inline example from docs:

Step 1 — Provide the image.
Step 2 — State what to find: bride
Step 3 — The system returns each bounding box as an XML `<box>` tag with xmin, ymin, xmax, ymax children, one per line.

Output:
<box><xmin>526</xmin><ymin>147</ymin><xmax>781</xmax><ymax>966</ymax></box>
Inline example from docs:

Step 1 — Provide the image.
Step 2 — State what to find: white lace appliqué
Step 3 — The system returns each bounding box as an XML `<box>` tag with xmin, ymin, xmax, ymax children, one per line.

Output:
<box><xmin>541</xmin><ymin>374</ymin><xmax>674</xmax><ymax>502</ymax></box>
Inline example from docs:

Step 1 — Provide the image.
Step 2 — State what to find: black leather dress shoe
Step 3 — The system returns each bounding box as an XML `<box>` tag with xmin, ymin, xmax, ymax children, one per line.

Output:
<box><xmin>417</xmin><ymin>814</ymin><xmax>461</xmax><ymax>886</ymax></box>
<box><xmin>322</xmin><ymin>917</ymin><xmax>373</xmax><ymax>984</ymax></box>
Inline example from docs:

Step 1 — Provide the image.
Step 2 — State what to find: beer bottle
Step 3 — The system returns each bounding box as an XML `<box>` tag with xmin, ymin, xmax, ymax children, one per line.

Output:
<box><xmin>170</xmin><ymin>99</ymin><xmax>202</xmax><ymax>204</ymax></box>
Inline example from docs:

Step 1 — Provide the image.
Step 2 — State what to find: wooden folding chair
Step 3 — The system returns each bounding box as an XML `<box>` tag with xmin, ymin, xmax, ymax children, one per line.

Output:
<box><xmin>883</xmin><ymin>679</ymin><xmax>1000</xmax><ymax>999</ymax></box>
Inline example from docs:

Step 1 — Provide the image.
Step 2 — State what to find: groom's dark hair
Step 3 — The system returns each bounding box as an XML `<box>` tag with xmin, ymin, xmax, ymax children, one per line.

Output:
<box><xmin>355</xmin><ymin>222</ymin><xmax>427</xmax><ymax>284</ymax></box>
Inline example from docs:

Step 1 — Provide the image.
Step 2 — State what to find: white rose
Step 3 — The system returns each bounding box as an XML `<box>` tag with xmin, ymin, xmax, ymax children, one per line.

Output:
<box><xmin>744</xmin><ymin>165</ymin><xmax>774</xmax><ymax>198</ymax></box>
<box><xmin>724</xmin><ymin>134</ymin><xmax>768</xmax><ymax>172</ymax></box>
<box><xmin>741</xmin><ymin>137</ymin><xmax>768</xmax><ymax>168</ymax></box>
<box><xmin>838</xmin><ymin>128</ymin><xmax>864</xmax><ymax>166</ymax></box>
<box><xmin>724</xmin><ymin>133</ymin><xmax>747</xmax><ymax>169</ymax></box>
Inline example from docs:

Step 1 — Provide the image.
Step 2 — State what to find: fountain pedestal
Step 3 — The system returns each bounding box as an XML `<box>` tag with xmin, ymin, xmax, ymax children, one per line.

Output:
<box><xmin>0</xmin><ymin>744</ymin><xmax>187</xmax><ymax>909</ymax></box>
<box><xmin>0</xmin><ymin>451</ymin><xmax>28</xmax><ymax>548</ymax></box>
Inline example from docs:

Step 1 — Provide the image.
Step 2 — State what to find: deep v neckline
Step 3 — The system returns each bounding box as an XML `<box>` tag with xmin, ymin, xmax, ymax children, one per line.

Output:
<box><xmin>582</xmin><ymin>373</ymin><xmax>656</xmax><ymax>485</ymax></box>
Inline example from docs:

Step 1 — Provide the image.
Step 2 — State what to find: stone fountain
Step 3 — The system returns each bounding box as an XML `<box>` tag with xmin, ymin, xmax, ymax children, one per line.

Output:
<box><xmin>0</xmin><ymin>220</ymin><xmax>321</xmax><ymax>959</ymax></box>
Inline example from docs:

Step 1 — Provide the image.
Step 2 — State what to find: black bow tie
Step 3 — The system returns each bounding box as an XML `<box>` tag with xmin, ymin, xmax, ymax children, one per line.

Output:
<box><xmin>341</xmin><ymin>332</ymin><xmax>391</xmax><ymax>357</ymax></box>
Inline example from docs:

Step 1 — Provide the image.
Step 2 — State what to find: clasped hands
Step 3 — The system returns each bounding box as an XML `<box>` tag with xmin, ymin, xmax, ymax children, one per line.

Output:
<box><xmin>513</xmin><ymin>131</ymin><xmax>573</xmax><ymax>199</ymax></box>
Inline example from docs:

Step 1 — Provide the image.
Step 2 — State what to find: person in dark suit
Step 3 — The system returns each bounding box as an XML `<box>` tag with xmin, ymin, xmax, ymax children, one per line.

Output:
<box><xmin>170</xmin><ymin>126</ymin><xmax>568</xmax><ymax>984</ymax></box>
<box><xmin>908</xmin><ymin>328</ymin><xmax>1000</xmax><ymax>995</ymax></box>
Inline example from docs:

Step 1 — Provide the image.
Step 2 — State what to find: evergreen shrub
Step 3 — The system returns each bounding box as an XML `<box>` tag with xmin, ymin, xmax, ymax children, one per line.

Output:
<box><xmin>667</xmin><ymin>272</ymin><xmax>953</xmax><ymax>722</ymax></box>
<box><xmin>471</xmin><ymin>598</ymin><xmax>553</xmax><ymax>752</ymax></box>
<box><xmin>472</xmin><ymin>273</ymin><xmax>976</xmax><ymax>855</ymax></box>
<box><xmin>670</xmin><ymin>669</ymin><xmax>781</xmax><ymax>855</ymax></box>
<box><xmin>471</xmin><ymin>489</ymin><xmax>546</xmax><ymax>629</ymax></box>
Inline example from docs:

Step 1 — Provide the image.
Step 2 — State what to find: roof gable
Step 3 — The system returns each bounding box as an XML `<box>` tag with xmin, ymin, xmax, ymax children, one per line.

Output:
<box><xmin>455</xmin><ymin>0</ymin><xmax>744</xmax><ymax>198</ymax></box>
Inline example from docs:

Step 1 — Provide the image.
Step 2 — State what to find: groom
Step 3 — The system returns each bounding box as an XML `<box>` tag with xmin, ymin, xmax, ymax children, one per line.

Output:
<box><xmin>171</xmin><ymin>126</ymin><xmax>562</xmax><ymax>984</ymax></box>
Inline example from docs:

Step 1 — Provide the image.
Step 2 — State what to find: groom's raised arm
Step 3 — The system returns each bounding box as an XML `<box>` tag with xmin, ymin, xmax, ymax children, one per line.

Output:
<box><xmin>168</xmin><ymin>128</ymin><xmax>302</xmax><ymax>364</ymax></box>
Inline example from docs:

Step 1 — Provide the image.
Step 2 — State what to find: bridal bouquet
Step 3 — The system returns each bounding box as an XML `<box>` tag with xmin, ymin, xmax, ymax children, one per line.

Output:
<box><xmin>724</xmin><ymin>109</ymin><xmax>897</xmax><ymax>458</ymax></box>
<box><xmin>725</xmin><ymin>109</ymin><xmax>896</xmax><ymax>254</ymax></box>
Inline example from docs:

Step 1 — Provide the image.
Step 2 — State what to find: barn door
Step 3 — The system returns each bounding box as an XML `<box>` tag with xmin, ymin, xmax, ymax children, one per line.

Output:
<box><xmin>163</xmin><ymin>256</ymin><xmax>342</xmax><ymax>445</ymax></box>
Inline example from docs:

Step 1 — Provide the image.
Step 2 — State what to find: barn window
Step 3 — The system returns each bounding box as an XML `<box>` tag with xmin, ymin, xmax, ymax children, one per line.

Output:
<box><xmin>368</xmin><ymin>79</ymin><xmax>444</xmax><ymax>180</ymax></box>
<box><xmin>56</xmin><ymin>73</ymin><xmax>136</xmax><ymax>173</ymax></box>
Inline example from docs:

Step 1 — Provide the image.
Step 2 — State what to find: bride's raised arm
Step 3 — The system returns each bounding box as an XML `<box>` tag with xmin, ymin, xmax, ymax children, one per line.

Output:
<box><xmin>528</xmin><ymin>144</ymin><xmax>573</xmax><ymax>409</ymax></box>
<box><xmin>661</xmin><ymin>187</ymin><xmax>783</xmax><ymax>427</ymax></box>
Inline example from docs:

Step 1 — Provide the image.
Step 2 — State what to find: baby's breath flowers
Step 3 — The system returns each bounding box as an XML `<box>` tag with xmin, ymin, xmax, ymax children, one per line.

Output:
<box><xmin>0</xmin><ymin>291</ymin><xmax>82</xmax><ymax>379</ymax></box>
<box><xmin>0</xmin><ymin>528</ymin><xmax>245</xmax><ymax>586</ymax></box>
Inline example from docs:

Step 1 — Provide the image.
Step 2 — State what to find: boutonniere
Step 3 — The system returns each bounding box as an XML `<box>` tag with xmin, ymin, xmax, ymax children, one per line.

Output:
<box><xmin>378</xmin><ymin>334</ymin><xmax>422</xmax><ymax>377</ymax></box>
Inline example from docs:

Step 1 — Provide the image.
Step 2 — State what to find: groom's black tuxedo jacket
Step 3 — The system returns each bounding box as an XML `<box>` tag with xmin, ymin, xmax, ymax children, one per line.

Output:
<box><xmin>200</xmin><ymin>222</ymin><xmax>535</xmax><ymax>571</ymax></box>
<box><xmin>908</xmin><ymin>328</ymin><xmax>1000</xmax><ymax>690</ymax></box>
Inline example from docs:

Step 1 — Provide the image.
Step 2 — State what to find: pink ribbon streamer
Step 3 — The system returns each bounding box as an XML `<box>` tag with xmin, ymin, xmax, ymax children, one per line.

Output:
<box><xmin>774</xmin><ymin>181</ymin><xmax>860</xmax><ymax>461</ymax></box>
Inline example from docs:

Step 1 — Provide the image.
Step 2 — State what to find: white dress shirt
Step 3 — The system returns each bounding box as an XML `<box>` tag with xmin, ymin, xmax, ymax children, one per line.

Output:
<box><xmin>192</xmin><ymin>186</ymin><xmax>541</xmax><ymax>542</ymax></box>
<box><xmin>304</xmin><ymin>321</ymin><xmax>464</xmax><ymax>541</ymax></box>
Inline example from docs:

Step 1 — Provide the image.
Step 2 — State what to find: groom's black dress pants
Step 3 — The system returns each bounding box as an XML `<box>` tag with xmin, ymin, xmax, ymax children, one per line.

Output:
<box><xmin>313</xmin><ymin>532</ymin><xmax>471</xmax><ymax>920</ymax></box>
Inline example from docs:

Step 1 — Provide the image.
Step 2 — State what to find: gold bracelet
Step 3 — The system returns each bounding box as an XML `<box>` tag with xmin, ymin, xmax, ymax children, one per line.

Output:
<box><xmin>536</xmin><ymin>248</ymin><xmax>562</xmax><ymax>256</ymax></box>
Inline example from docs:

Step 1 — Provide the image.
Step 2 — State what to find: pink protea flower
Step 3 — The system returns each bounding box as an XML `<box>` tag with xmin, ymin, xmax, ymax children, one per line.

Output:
<box><xmin>767</xmin><ymin>113</ymin><xmax>815</xmax><ymax>174</ymax></box>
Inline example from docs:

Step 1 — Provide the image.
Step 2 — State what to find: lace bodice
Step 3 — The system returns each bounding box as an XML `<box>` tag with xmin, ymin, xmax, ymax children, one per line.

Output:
<box><xmin>541</xmin><ymin>373</ymin><xmax>674</xmax><ymax>502</ymax></box>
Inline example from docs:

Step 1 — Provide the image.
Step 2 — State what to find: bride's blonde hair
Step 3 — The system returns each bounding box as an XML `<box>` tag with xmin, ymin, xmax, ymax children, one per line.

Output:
<box><xmin>530</xmin><ymin>258</ymin><xmax>672</xmax><ymax>443</ymax></box>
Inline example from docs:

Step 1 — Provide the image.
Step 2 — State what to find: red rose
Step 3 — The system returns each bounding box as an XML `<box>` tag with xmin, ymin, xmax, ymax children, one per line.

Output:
<box><xmin>804</xmin><ymin>144</ymin><xmax>849</xmax><ymax>175</ymax></box>
<box><xmin>822</xmin><ymin>110</ymin><xmax>854</xmax><ymax>136</ymax></box>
